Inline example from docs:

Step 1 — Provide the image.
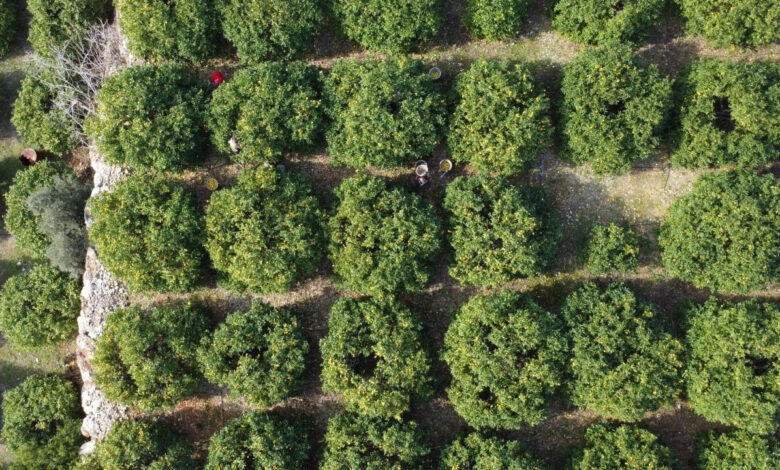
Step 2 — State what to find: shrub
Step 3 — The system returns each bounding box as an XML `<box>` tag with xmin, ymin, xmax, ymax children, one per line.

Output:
<box><xmin>552</xmin><ymin>0</ymin><xmax>664</xmax><ymax>45</ymax></box>
<box><xmin>320</xmin><ymin>297</ymin><xmax>431</xmax><ymax>418</ymax></box>
<box><xmin>672</xmin><ymin>60</ymin><xmax>780</xmax><ymax>168</ymax></box>
<box><xmin>441</xmin><ymin>433</ymin><xmax>545</xmax><ymax>470</ymax></box>
<box><xmin>570</xmin><ymin>424</ymin><xmax>676</xmax><ymax>470</ymax></box>
<box><xmin>92</xmin><ymin>303</ymin><xmax>210</xmax><ymax>411</ymax></box>
<box><xmin>4</xmin><ymin>160</ymin><xmax>70</xmax><ymax>257</ymax></box>
<box><xmin>87</xmin><ymin>65</ymin><xmax>208</xmax><ymax>172</ymax></box>
<box><xmin>2</xmin><ymin>375</ymin><xmax>83</xmax><ymax>470</ymax></box>
<box><xmin>563</xmin><ymin>282</ymin><xmax>684</xmax><ymax>421</ymax></box>
<box><xmin>328</xmin><ymin>174</ymin><xmax>440</xmax><ymax>294</ymax></box>
<box><xmin>115</xmin><ymin>0</ymin><xmax>217</xmax><ymax>62</ymax></box>
<box><xmin>26</xmin><ymin>175</ymin><xmax>90</xmax><ymax>279</ymax></box>
<box><xmin>659</xmin><ymin>170</ymin><xmax>780</xmax><ymax>294</ymax></box>
<box><xmin>696</xmin><ymin>430</ymin><xmax>780</xmax><ymax>470</ymax></box>
<box><xmin>208</xmin><ymin>61</ymin><xmax>323</xmax><ymax>164</ymax></box>
<box><xmin>89</xmin><ymin>176</ymin><xmax>205</xmax><ymax>294</ymax></box>
<box><xmin>0</xmin><ymin>264</ymin><xmax>80</xmax><ymax>348</ymax></box>
<box><xmin>321</xmin><ymin>413</ymin><xmax>431</xmax><ymax>470</ymax></box>
<box><xmin>330</xmin><ymin>0</ymin><xmax>442</xmax><ymax>52</ymax></box>
<box><xmin>204</xmin><ymin>167</ymin><xmax>324</xmax><ymax>294</ymax></box>
<box><xmin>679</xmin><ymin>0</ymin><xmax>780</xmax><ymax>47</ymax></box>
<box><xmin>219</xmin><ymin>0</ymin><xmax>322</xmax><ymax>63</ymax></box>
<box><xmin>443</xmin><ymin>176</ymin><xmax>560</xmax><ymax>288</ymax></box>
<box><xmin>12</xmin><ymin>73</ymin><xmax>79</xmax><ymax>156</ymax></box>
<box><xmin>585</xmin><ymin>223</ymin><xmax>639</xmax><ymax>275</ymax></box>
<box><xmin>324</xmin><ymin>57</ymin><xmax>446</xmax><ymax>169</ymax></box>
<box><xmin>560</xmin><ymin>47</ymin><xmax>672</xmax><ymax>175</ymax></box>
<box><xmin>205</xmin><ymin>411</ymin><xmax>311</xmax><ymax>470</ymax></box>
<box><xmin>442</xmin><ymin>290</ymin><xmax>567</xmax><ymax>429</ymax></box>
<box><xmin>27</xmin><ymin>0</ymin><xmax>107</xmax><ymax>56</ymax></box>
<box><xmin>686</xmin><ymin>298</ymin><xmax>780</xmax><ymax>434</ymax></box>
<box><xmin>0</xmin><ymin>0</ymin><xmax>14</xmax><ymax>57</ymax></box>
<box><xmin>198</xmin><ymin>301</ymin><xmax>308</xmax><ymax>407</ymax></box>
<box><xmin>79</xmin><ymin>420</ymin><xmax>196</xmax><ymax>470</ymax></box>
<box><xmin>448</xmin><ymin>59</ymin><xmax>552</xmax><ymax>175</ymax></box>
<box><xmin>463</xmin><ymin>0</ymin><xmax>530</xmax><ymax>40</ymax></box>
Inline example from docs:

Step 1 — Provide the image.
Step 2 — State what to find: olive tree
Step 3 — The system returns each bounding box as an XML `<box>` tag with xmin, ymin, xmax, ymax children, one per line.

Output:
<box><xmin>87</xmin><ymin>65</ymin><xmax>208</xmax><ymax>172</ymax></box>
<box><xmin>563</xmin><ymin>282</ymin><xmax>684</xmax><ymax>421</ymax></box>
<box><xmin>205</xmin><ymin>412</ymin><xmax>311</xmax><ymax>470</ymax></box>
<box><xmin>219</xmin><ymin>0</ymin><xmax>322</xmax><ymax>63</ymax></box>
<box><xmin>320</xmin><ymin>297</ymin><xmax>432</xmax><ymax>418</ymax></box>
<box><xmin>208</xmin><ymin>61</ymin><xmax>324</xmax><ymax>164</ymax></box>
<box><xmin>116</xmin><ymin>0</ymin><xmax>217</xmax><ymax>62</ymax></box>
<box><xmin>204</xmin><ymin>167</ymin><xmax>325</xmax><ymax>294</ymax></box>
<box><xmin>320</xmin><ymin>413</ymin><xmax>431</xmax><ymax>470</ymax></box>
<box><xmin>443</xmin><ymin>176</ymin><xmax>560</xmax><ymax>288</ymax></box>
<box><xmin>198</xmin><ymin>302</ymin><xmax>308</xmax><ymax>407</ymax></box>
<box><xmin>560</xmin><ymin>47</ymin><xmax>672</xmax><ymax>174</ymax></box>
<box><xmin>553</xmin><ymin>0</ymin><xmax>664</xmax><ymax>45</ymax></box>
<box><xmin>324</xmin><ymin>57</ymin><xmax>446</xmax><ymax>169</ymax></box>
<box><xmin>92</xmin><ymin>303</ymin><xmax>211</xmax><ymax>411</ymax></box>
<box><xmin>686</xmin><ymin>298</ymin><xmax>780</xmax><ymax>434</ymax></box>
<box><xmin>328</xmin><ymin>174</ymin><xmax>440</xmax><ymax>295</ymax></box>
<box><xmin>89</xmin><ymin>176</ymin><xmax>205</xmax><ymax>294</ymax></box>
<box><xmin>448</xmin><ymin>59</ymin><xmax>552</xmax><ymax>176</ymax></box>
<box><xmin>330</xmin><ymin>0</ymin><xmax>442</xmax><ymax>52</ymax></box>
<box><xmin>0</xmin><ymin>264</ymin><xmax>80</xmax><ymax>348</ymax></box>
<box><xmin>442</xmin><ymin>290</ymin><xmax>567</xmax><ymax>429</ymax></box>
<box><xmin>673</xmin><ymin>60</ymin><xmax>780</xmax><ymax>168</ymax></box>
<box><xmin>1</xmin><ymin>375</ymin><xmax>84</xmax><ymax>470</ymax></box>
<box><xmin>569</xmin><ymin>424</ymin><xmax>676</xmax><ymax>470</ymax></box>
<box><xmin>659</xmin><ymin>170</ymin><xmax>779</xmax><ymax>294</ymax></box>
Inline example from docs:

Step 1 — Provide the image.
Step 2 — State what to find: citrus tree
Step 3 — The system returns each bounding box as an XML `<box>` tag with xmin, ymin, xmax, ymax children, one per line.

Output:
<box><xmin>12</xmin><ymin>72</ymin><xmax>78</xmax><ymax>155</ymax></box>
<box><xmin>695</xmin><ymin>430</ymin><xmax>780</xmax><ymax>470</ymax></box>
<box><xmin>441</xmin><ymin>433</ymin><xmax>546</xmax><ymax>470</ymax></box>
<box><xmin>569</xmin><ymin>424</ymin><xmax>676</xmax><ymax>470</ymax></box>
<box><xmin>679</xmin><ymin>0</ymin><xmax>780</xmax><ymax>47</ymax></box>
<box><xmin>27</xmin><ymin>0</ymin><xmax>107</xmax><ymax>56</ymax></box>
<box><xmin>463</xmin><ymin>0</ymin><xmax>531</xmax><ymax>40</ymax></box>
<box><xmin>553</xmin><ymin>0</ymin><xmax>664</xmax><ymax>45</ymax></box>
<box><xmin>585</xmin><ymin>223</ymin><xmax>639</xmax><ymax>275</ymax></box>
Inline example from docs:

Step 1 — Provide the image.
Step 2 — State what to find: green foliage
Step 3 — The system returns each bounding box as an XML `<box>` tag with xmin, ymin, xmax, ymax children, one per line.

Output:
<box><xmin>569</xmin><ymin>424</ymin><xmax>675</xmax><ymax>470</ymax></box>
<box><xmin>448</xmin><ymin>59</ymin><xmax>552</xmax><ymax>175</ymax></box>
<box><xmin>27</xmin><ymin>0</ymin><xmax>107</xmax><ymax>56</ymax></box>
<box><xmin>4</xmin><ymin>160</ymin><xmax>70</xmax><ymax>257</ymax></box>
<box><xmin>673</xmin><ymin>60</ymin><xmax>780</xmax><ymax>168</ymax></box>
<box><xmin>89</xmin><ymin>176</ymin><xmax>205</xmax><ymax>294</ymax></box>
<box><xmin>330</xmin><ymin>0</ymin><xmax>442</xmax><ymax>52</ymax></box>
<box><xmin>1</xmin><ymin>375</ymin><xmax>84</xmax><ymax>470</ymax></box>
<box><xmin>0</xmin><ymin>264</ymin><xmax>80</xmax><ymax>348</ymax></box>
<box><xmin>320</xmin><ymin>297</ymin><xmax>431</xmax><ymax>419</ymax></box>
<box><xmin>219</xmin><ymin>0</ymin><xmax>322</xmax><ymax>63</ymax></box>
<box><xmin>208</xmin><ymin>61</ymin><xmax>324</xmax><ymax>164</ymax></box>
<box><xmin>463</xmin><ymin>0</ymin><xmax>530</xmax><ymax>40</ymax></box>
<box><xmin>686</xmin><ymin>298</ymin><xmax>780</xmax><ymax>434</ymax></box>
<box><xmin>12</xmin><ymin>73</ymin><xmax>78</xmax><ymax>156</ymax></box>
<box><xmin>442</xmin><ymin>290</ymin><xmax>567</xmax><ymax>429</ymax></box>
<box><xmin>0</xmin><ymin>0</ymin><xmax>14</xmax><ymax>57</ymax></box>
<box><xmin>679</xmin><ymin>0</ymin><xmax>780</xmax><ymax>47</ymax></box>
<box><xmin>78</xmin><ymin>420</ymin><xmax>196</xmax><ymax>470</ymax></box>
<box><xmin>443</xmin><ymin>176</ymin><xmax>560</xmax><ymax>288</ymax></box>
<box><xmin>204</xmin><ymin>167</ymin><xmax>325</xmax><ymax>294</ymax></box>
<box><xmin>585</xmin><ymin>223</ymin><xmax>639</xmax><ymax>275</ymax></box>
<box><xmin>92</xmin><ymin>303</ymin><xmax>210</xmax><ymax>411</ymax></box>
<box><xmin>328</xmin><ymin>174</ymin><xmax>440</xmax><ymax>295</ymax></box>
<box><xmin>441</xmin><ymin>433</ymin><xmax>545</xmax><ymax>470</ymax></box>
<box><xmin>116</xmin><ymin>0</ymin><xmax>217</xmax><ymax>62</ymax></box>
<box><xmin>560</xmin><ymin>47</ymin><xmax>672</xmax><ymax>175</ymax></box>
<box><xmin>552</xmin><ymin>0</ymin><xmax>664</xmax><ymax>45</ymax></box>
<box><xmin>324</xmin><ymin>57</ymin><xmax>446</xmax><ymax>169</ymax></box>
<box><xmin>205</xmin><ymin>411</ymin><xmax>311</xmax><ymax>470</ymax></box>
<box><xmin>198</xmin><ymin>301</ymin><xmax>308</xmax><ymax>407</ymax></box>
<box><xmin>26</xmin><ymin>175</ymin><xmax>90</xmax><ymax>279</ymax></box>
<box><xmin>320</xmin><ymin>413</ymin><xmax>431</xmax><ymax>470</ymax></box>
<box><xmin>87</xmin><ymin>65</ymin><xmax>208</xmax><ymax>172</ymax></box>
<box><xmin>563</xmin><ymin>282</ymin><xmax>684</xmax><ymax>421</ymax></box>
<box><xmin>696</xmin><ymin>430</ymin><xmax>780</xmax><ymax>470</ymax></box>
<box><xmin>659</xmin><ymin>170</ymin><xmax>780</xmax><ymax>294</ymax></box>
